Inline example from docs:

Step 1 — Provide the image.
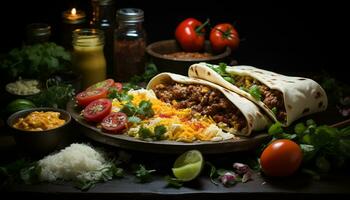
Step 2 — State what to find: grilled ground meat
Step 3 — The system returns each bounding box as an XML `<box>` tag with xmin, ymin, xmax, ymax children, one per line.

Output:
<box><xmin>154</xmin><ymin>83</ymin><xmax>247</xmax><ymax>131</ymax></box>
<box><xmin>233</xmin><ymin>76</ymin><xmax>286</xmax><ymax>122</ymax></box>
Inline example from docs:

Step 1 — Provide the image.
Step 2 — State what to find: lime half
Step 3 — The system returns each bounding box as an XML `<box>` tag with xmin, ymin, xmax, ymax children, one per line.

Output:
<box><xmin>172</xmin><ymin>150</ymin><xmax>204</xmax><ymax>181</ymax></box>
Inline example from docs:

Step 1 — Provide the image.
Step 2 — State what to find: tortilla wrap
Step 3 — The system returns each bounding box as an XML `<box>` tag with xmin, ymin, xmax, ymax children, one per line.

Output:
<box><xmin>188</xmin><ymin>62</ymin><xmax>328</xmax><ymax>127</ymax></box>
<box><xmin>147</xmin><ymin>72</ymin><xmax>271</xmax><ymax>136</ymax></box>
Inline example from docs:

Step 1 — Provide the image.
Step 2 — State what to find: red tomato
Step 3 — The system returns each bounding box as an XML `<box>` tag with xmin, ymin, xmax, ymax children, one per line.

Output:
<box><xmin>175</xmin><ymin>18</ymin><xmax>207</xmax><ymax>52</ymax></box>
<box><xmin>101</xmin><ymin>112</ymin><xmax>128</xmax><ymax>134</ymax></box>
<box><xmin>83</xmin><ymin>98</ymin><xmax>112</xmax><ymax>122</ymax></box>
<box><xmin>75</xmin><ymin>88</ymin><xmax>108</xmax><ymax>107</ymax></box>
<box><xmin>260</xmin><ymin>139</ymin><xmax>303</xmax><ymax>177</ymax></box>
<box><xmin>108</xmin><ymin>82</ymin><xmax>123</xmax><ymax>93</ymax></box>
<box><xmin>210</xmin><ymin>23</ymin><xmax>240</xmax><ymax>53</ymax></box>
<box><xmin>86</xmin><ymin>79</ymin><xmax>115</xmax><ymax>91</ymax></box>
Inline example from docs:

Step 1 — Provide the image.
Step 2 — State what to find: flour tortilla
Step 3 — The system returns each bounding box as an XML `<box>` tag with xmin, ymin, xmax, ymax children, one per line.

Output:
<box><xmin>188</xmin><ymin>62</ymin><xmax>328</xmax><ymax>127</ymax></box>
<box><xmin>147</xmin><ymin>72</ymin><xmax>271</xmax><ymax>136</ymax></box>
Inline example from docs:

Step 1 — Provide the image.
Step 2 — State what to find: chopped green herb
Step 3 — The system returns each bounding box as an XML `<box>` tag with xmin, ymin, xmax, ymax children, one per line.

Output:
<box><xmin>154</xmin><ymin>125</ymin><xmax>167</xmax><ymax>140</ymax></box>
<box><xmin>271</xmin><ymin>107</ymin><xmax>278</xmax><ymax>116</ymax></box>
<box><xmin>165</xmin><ymin>175</ymin><xmax>183</xmax><ymax>188</ymax></box>
<box><xmin>223</xmin><ymin>76</ymin><xmax>235</xmax><ymax>84</ymax></box>
<box><xmin>248</xmin><ymin>85</ymin><xmax>262</xmax><ymax>101</ymax></box>
<box><xmin>135</xmin><ymin>164</ymin><xmax>156</xmax><ymax>183</ymax></box>
<box><xmin>128</xmin><ymin>116</ymin><xmax>141</xmax><ymax>124</ymax></box>
<box><xmin>138</xmin><ymin>127</ymin><xmax>153</xmax><ymax>139</ymax></box>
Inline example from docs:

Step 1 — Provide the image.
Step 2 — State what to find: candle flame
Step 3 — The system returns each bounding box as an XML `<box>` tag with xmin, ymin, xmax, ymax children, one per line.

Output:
<box><xmin>71</xmin><ymin>8</ymin><xmax>77</xmax><ymax>15</ymax></box>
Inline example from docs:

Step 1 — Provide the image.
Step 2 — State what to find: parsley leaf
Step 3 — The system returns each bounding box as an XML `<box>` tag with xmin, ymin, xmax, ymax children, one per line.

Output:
<box><xmin>165</xmin><ymin>176</ymin><xmax>183</xmax><ymax>188</ymax></box>
<box><xmin>135</xmin><ymin>164</ymin><xmax>156</xmax><ymax>183</ymax></box>
<box><xmin>154</xmin><ymin>125</ymin><xmax>167</xmax><ymax>140</ymax></box>
<box><xmin>248</xmin><ymin>85</ymin><xmax>262</xmax><ymax>101</ymax></box>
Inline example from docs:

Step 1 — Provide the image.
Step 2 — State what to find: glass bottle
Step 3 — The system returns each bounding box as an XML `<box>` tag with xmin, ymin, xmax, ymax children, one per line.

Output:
<box><xmin>114</xmin><ymin>8</ymin><xmax>146</xmax><ymax>81</ymax></box>
<box><xmin>72</xmin><ymin>29</ymin><xmax>106</xmax><ymax>89</ymax></box>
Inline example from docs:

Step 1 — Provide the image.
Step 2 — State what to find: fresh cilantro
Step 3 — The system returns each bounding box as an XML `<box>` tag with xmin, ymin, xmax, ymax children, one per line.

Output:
<box><xmin>138</xmin><ymin>127</ymin><xmax>153</xmax><ymax>139</ymax></box>
<box><xmin>0</xmin><ymin>42</ymin><xmax>71</xmax><ymax>80</ymax></box>
<box><xmin>108</xmin><ymin>90</ymin><xmax>133</xmax><ymax>102</ymax></box>
<box><xmin>129</xmin><ymin>63</ymin><xmax>158</xmax><ymax>84</ymax></box>
<box><xmin>248</xmin><ymin>85</ymin><xmax>262</xmax><ymax>101</ymax></box>
<box><xmin>154</xmin><ymin>125</ymin><xmax>167</xmax><ymax>140</ymax></box>
<box><xmin>137</xmin><ymin>100</ymin><xmax>154</xmax><ymax>118</ymax></box>
<box><xmin>266</xmin><ymin>120</ymin><xmax>350</xmax><ymax>173</ymax></box>
<box><xmin>165</xmin><ymin>176</ymin><xmax>183</xmax><ymax>188</ymax></box>
<box><xmin>135</xmin><ymin>164</ymin><xmax>156</xmax><ymax>183</ymax></box>
<box><xmin>121</xmin><ymin>102</ymin><xmax>138</xmax><ymax>116</ymax></box>
<box><xmin>30</xmin><ymin>86</ymin><xmax>74</xmax><ymax>109</ymax></box>
<box><xmin>223</xmin><ymin>76</ymin><xmax>235</xmax><ymax>84</ymax></box>
<box><xmin>271</xmin><ymin>107</ymin><xmax>278</xmax><ymax>116</ymax></box>
<box><xmin>128</xmin><ymin>116</ymin><xmax>141</xmax><ymax>124</ymax></box>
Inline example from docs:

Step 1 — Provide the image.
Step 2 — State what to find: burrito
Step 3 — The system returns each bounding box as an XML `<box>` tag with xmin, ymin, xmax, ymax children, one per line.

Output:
<box><xmin>147</xmin><ymin>73</ymin><xmax>271</xmax><ymax>136</ymax></box>
<box><xmin>188</xmin><ymin>63</ymin><xmax>328</xmax><ymax>127</ymax></box>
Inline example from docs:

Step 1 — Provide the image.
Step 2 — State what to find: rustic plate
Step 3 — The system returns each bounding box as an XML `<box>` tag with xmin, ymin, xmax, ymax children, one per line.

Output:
<box><xmin>66</xmin><ymin>100</ymin><xmax>270</xmax><ymax>154</ymax></box>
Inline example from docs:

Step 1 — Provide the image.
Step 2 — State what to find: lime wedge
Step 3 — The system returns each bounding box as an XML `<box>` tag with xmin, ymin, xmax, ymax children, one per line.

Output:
<box><xmin>172</xmin><ymin>150</ymin><xmax>203</xmax><ymax>181</ymax></box>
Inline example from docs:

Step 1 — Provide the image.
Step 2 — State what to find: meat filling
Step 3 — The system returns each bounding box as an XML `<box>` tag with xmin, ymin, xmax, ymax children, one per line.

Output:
<box><xmin>154</xmin><ymin>83</ymin><xmax>247</xmax><ymax>131</ymax></box>
<box><xmin>234</xmin><ymin>76</ymin><xmax>286</xmax><ymax>122</ymax></box>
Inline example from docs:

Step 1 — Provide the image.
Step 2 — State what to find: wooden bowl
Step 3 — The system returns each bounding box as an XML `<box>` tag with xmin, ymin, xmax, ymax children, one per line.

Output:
<box><xmin>146</xmin><ymin>40</ymin><xmax>231</xmax><ymax>75</ymax></box>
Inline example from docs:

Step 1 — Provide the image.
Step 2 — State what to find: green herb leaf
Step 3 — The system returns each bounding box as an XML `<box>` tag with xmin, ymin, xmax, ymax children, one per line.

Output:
<box><xmin>135</xmin><ymin>164</ymin><xmax>156</xmax><ymax>183</ymax></box>
<box><xmin>268</xmin><ymin>122</ymin><xmax>284</xmax><ymax>136</ymax></box>
<box><xmin>138</xmin><ymin>127</ymin><xmax>153</xmax><ymax>139</ymax></box>
<box><xmin>121</xmin><ymin>102</ymin><xmax>138</xmax><ymax>116</ymax></box>
<box><xmin>154</xmin><ymin>125</ymin><xmax>167</xmax><ymax>140</ymax></box>
<box><xmin>271</xmin><ymin>107</ymin><xmax>278</xmax><ymax>116</ymax></box>
<box><xmin>249</xmin><ymin>85</ymin><xmax>262</xmax><ymax>101</ymax></box>
<box><xmin>137</xmin><ymin>100</ymin><xmax>154</xmax><ymax>118</ymax></box>
<box><xmin>165</xmin><ymin>175</ymin><xmax>183</xmax><ymax>188</ymax></box>
<box><xmin>223</xmin><ymin>76</ymin><xmax>235</xmax><ymax>84</ymax></box>
<box><xmin>294</xmin><ymin>122</ymin><xmax>307</xmax><ymax>135</ymax></box>
<box><xmin>206</xmin><ymin>162</ymin><xmax>219</xmax><ymax>185</ymax></box>
<box><xmin>128</xmin><ymin>116</ymin><xmax>141</xmax><ymax>124</ymax></box>
<box><xmin>315</xmin><ymin>156</ymin><xmax>331</xmax><ymax>173</ymax></box>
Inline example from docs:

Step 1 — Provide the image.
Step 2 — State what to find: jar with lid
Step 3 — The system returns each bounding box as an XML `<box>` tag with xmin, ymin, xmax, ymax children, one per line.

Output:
<box><xmin>26</xmin><ymin>23</ymin><xmax>51</xmax><ymax>45</ymax></box>
<box><xmin>72</xmin><ymin>29</ymin><xmax>106</xmax><ymax>89</ymax></box>
<box><xmin>114</xmin><ymin>8</ymin><xmax>146</xmax><ymax>81</ymax></box>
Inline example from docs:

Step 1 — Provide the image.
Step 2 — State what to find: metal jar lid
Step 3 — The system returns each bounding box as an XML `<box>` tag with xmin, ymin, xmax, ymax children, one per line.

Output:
<box><xmin>116</xmin><ymin>8</ymin><xmax>144</xmax><ymax>23</ymax></box>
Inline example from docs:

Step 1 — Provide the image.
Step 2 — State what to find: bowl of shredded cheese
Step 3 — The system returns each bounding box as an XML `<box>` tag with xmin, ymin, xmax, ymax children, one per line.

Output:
<box><xmin>7</xmin><ymin>107</ymin><xmax>71</xmax><ymax>155</ymax></box>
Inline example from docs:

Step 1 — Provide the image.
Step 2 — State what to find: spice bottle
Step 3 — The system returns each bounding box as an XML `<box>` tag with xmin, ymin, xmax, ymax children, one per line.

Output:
<box><xmin>114</xmin><ymin>8</ymin><xmax>146</xmax><ymax>81</ymax></box>
<box><xmin>26</xmin><ymin>23</ymin><xmax>51</xmax><ymax>45</ymax></box>
<box><xmin>72</xmin><ymin>29</ymin><xmax>106</xmax><ymax>89</ymax></box>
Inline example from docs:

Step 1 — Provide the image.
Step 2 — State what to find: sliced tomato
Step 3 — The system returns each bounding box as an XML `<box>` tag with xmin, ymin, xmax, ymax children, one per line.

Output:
<box><xmin>83</xmin><ymin>98</ymin><xmax>112</xmax><ymax>122</ymax></box>
<box><xmin>108</xmin><ymin>82</ymin><xmax>123</xmax><ymax>94</ymax></box>
<box><xmin>75</xmin><ymin>88</ymin><xmax>108</xmax><ymax>107</ymax></box>
<box><xmin>101</xmin><ymin>112</ymin><xmax>128</xmax><ymax>134</ymax></box>
<box><xmin>86</xmin><ymin>79</ymin><xmax>115</xmax><ymax>91</ymax></box>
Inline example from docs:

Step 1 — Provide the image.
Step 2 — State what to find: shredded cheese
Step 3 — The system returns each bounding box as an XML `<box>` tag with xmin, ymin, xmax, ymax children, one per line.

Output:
<box><xmin>111</xmin><ymin>89</ymin><xmax>235</xmax><ymax>142</ymax></box>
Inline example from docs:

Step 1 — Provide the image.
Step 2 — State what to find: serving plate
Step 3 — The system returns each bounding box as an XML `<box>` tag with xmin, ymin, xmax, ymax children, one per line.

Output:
<box><xmin>66</xmin><ymin>100</ymin><xmax>270</xmax><ymax>154</ymax></box>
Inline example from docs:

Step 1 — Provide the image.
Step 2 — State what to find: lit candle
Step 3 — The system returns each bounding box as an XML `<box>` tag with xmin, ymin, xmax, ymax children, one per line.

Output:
<box><xmin>61</xmin><ymin>8</ymin><xmax>87</xmax><ymax>50</ymax></box>
<box><xmin>62</xmin><ymin>8</ymin><xmax>86</xmax><ymax>24</ymax></box>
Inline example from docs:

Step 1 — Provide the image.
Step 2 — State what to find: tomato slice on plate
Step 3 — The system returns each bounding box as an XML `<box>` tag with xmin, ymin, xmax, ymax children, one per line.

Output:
<box><xmin>76</xmin><ymin>88</ymin><xmax>108</xmax><ymax>107</ymax></box>
<box><xmin>83</xmin><ymin>98</ymin><xmax>112</xmax><ymax>122</ymax></box>
<box><xmin>101</xmin><ymin>112</ymin><xmax>128</xmax><ymax>134</ymax></box>
<box><xmin>86</xmin><ymin>79</ymin><xmax>115</xmax><ymax>91</ymax></box>
<box><xmin>108</xmin><ymin>82</ymin><xmax>123</xmax><ymax>94</ymax></box>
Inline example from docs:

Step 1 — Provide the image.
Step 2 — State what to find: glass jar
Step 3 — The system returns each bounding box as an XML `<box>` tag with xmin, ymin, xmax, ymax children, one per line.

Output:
<box><xmin>114</xmin><ymin>8</ymin><xmax>146</xmax><ymax>81</ymax></box>
<box><xmin>72</xmin><ymin>29</ymin><xmax>106</xmax><ymax>89</ymax></box>
<box><xmin>26</xmin><ymin>23</ymin><xmax>51</xmax><ymax>45</ymax></box>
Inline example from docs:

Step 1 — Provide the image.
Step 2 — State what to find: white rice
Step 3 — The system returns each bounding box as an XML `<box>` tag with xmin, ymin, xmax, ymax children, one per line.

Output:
<box><xmin>38</xmin><ymin>143</ymin><xmax>110</xmax><ymax>182</ymax></box>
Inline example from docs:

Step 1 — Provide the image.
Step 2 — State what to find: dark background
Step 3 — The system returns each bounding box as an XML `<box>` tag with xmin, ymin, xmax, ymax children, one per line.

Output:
<box><xmin>0</xmin><ymin>0</ymin><xmax>346</xmax><ymax>82</ymax></box>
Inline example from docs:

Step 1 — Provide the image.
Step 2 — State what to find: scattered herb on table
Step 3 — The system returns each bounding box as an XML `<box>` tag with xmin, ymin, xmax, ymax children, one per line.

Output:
<box><xmin>135</xmin><ymin>164</ymin><xmax>156</xmax><ymax>183</ymax></box>
<box><xmin>165</xmin><ymin>176</ymin><xmax>184</xmax><ymax>188</ymax></box>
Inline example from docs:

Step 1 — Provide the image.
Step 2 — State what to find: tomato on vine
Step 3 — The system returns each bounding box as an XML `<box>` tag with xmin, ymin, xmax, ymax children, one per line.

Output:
<box><xmin>210</xmin><ymin>23</ymin><xmax>240</xmax><ymax>53</ymax></box>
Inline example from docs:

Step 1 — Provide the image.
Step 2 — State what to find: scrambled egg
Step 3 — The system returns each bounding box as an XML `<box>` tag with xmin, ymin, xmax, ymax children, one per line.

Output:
<box><xmin>112</xmin><ymin>89</ymin><xmax>235</xmax><ymax>142</ymax></box>
<box><xmin>13</xmin><ymin>111</ymin><xmax>65</xmax><ymax>131</ymax></box>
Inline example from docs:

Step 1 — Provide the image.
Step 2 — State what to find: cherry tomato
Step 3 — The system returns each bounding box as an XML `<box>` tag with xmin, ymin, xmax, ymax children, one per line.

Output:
<box><xmin>108</xmin><ymin>82</ymin><xmax>123</xmax><ymax>94</ymax></box>
<box><xmin>210</xmin><ymin>23</ymin><xmax>240</xmax><ymax>53</ymax></box>
<box><xmin>86</xmin><ymin>79</ymin><xmax>115</xmax><ymax>91</ymax></box>
<box><xmin>175</xmin><ymin>18</ymin><xmax>207</xmax><ymax>52</ymax></box>
<box><xmin>83</xmin><ymin>98</ymin><xmax>112</xmax><ymax>122</ymax></box>
<box><xmin>260</xmin><ymin>139</ymin><xmax>303</xmax><ymax>177</ymax></box>
<box><xmin>75</xmin><ymin>88</ymin><xmax>108</xmax><ymax>107</ymax></box>
<box><xmin>101</xmin><ymin>112</ymin><xmax>128</xmax><ymax>134</ymax></box>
